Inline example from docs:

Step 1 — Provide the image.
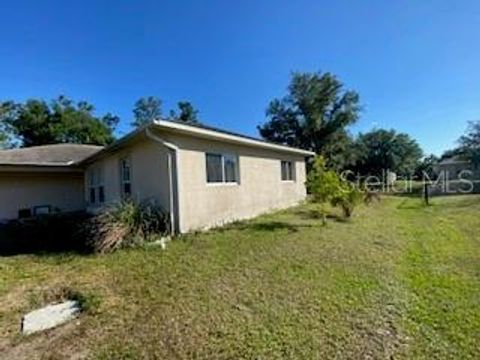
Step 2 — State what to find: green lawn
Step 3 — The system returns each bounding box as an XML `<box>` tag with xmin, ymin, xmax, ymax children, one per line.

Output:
<box><xmin>1</xmin><ymin>196</ymin><xmax>479</xmax><ymax>359</ymax></box>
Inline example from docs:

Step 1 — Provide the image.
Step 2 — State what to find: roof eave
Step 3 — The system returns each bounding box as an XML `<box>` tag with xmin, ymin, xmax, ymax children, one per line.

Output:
<box><xmin>0</xmin><ymin>164</ymin><xmax>83</xmax><ymax>173</ymax></box>
<box><xmin>79</xmin><ymin>124</ymin><xmax>151</xmax><ymax>166</ymax></box>
<box><xmin>153</xmin><ymin>120</ymin><xmax>315</xmax><ymax>156</ymax></box>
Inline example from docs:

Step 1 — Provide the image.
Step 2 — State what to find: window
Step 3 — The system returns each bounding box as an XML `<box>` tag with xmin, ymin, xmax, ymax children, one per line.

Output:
<box><xmin>224</xmin><ymin>154</ymin><xmax>239</xmax><ymax>183</ymax></box>
<box><xmin>120</xmin><ymin>157</ymin><xmax>132</xmax><ymax>198</ymax></box>
<box><xmin>33</xmin><ymin>205</ymin><xmax>51</xmax><ymax>216</ymax></box>
<box><xmin>98</xmin><ymin>186</ymin><xmax>105</xmax><ymax>203</ymax></box>
<box><xmin>206</xmin><ymin>152</ymin><xmax>239</xmax><ymax>184</ymax></box>
<box><xmin>88</xmin><ymin>167</ymin><xmax>104</xmax><ymax>205</ymax></box>
<box><xmin>89</xmin><ymin>187</ymin><xmax>96</xmax><ymax>204</ymax></box>
<box><xmin>281</xmin><ymin>161</ymin><xmax>295</xmax><ymax>181</ymax></box>
<box><xmin>206</xmin><ymin>153</ymin><xmax>223</xmax><ymax>183</ymax></box>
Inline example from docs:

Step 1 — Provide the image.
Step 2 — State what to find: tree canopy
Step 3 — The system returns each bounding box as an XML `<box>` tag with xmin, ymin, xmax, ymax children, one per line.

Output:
<box><xmin>133</xmin><ymin>97</ymin><xmax>201</xmax><ymax>127</ymax></box>
<box><xmin>353</xmin><ymin>129</ymin><xmax>423</xmax><ymax>177</ymax></box>
<box><xmin>0</xmin><ymin>131</ymin><xmax>8</xmax><ymax>149</ymax></box>
<box><xmin>437</xmin><ymin>121</ymin><xmax>480</xmax><ymax>165</ymax></box>
<box><xmin>414</xmin><ymin>154</ymin><xmax>439</xmax><ymax>178</ymax></box>
<box><xmin>0</xmin><ymin>96</ymin><xmax>118</xmax><ymax>147</ymax></box>
<box><xmin>169</xmin><ymin>101</ymin><xmax>200</xmax><ymax>124</ymax></box>
<box><xmin>458</xmin><ymin>120</ymin><xmax>480</xmax><ymax>165</ymax></box>
<box><xmin>258</xmin><ymin>71</ymin><xmax>361</xmax><ymax>169</ymax></box>
<box><xmin>439</xmin><ymin>148</ymin><xmax>463</xmax><ymax>160</ymax></box>
<box><xmin>0</xmin><ymin>103</ymin><xmax>11</xmax><ymax>149</ymax></box>
<box><xmin>132</xmin><ymin>96</ymin><xmax>162</xmax><ymax>127</ymax></box>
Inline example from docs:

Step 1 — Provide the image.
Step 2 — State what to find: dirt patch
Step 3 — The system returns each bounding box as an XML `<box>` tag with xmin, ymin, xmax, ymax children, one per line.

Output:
<box><xmin>1</xmin><ymin>321</ymin><xmax>89</xmax><ymax>360</ymax></box>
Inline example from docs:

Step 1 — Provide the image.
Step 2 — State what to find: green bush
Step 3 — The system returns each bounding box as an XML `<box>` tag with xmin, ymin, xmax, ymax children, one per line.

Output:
<box><xmin>306</xmin><ymin>156</ymin><xmax>363</xmax><ymax>218</ymax></box>
<box><xmin>85</xmin><ymin>200</ymin><xmax>170</xmax><ymax>254</ymax></box>
<box><xmin>331</xmin><ymin>182</ymin><xmax>364</xmax><ymax>218</ymax></box>
<box><xmin>110</xmin><ymin>200</ymin><xmax>170</xmax><ymax>239</ymax></box>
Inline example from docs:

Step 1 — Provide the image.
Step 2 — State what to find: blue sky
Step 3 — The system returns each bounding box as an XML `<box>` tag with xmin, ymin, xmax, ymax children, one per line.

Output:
<box><xmin>0</xmin><ymin>0</ymin><xmax>479</xmax><ymax>155</ymax></box>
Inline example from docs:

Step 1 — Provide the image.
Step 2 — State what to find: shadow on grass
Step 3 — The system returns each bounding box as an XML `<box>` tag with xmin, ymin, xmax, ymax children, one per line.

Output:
<box><xmin>222</xmin><ymin>220</ymin><xmax>315</xmax><ymax>233</ymax></box>
<box><xmin>227</xmin><ymin>209</ymin><xmax>351</xmax><ymax>234</ymax></box>
<box><xmin>396</xmin><ymin>199</ymin><xmax>429</xmax><ymax>210</ymax></box>
<box><xmin>390</xmin><ymin>192</ymin><xmax>423</xmax><ymax>199</ymax></box>
<box><xmin>292</xmin><ymin>208</ymin><xmax>349</xmax><ymax>223</ymax></box>
<box><xmin>248</xmin><ymin>221</ymin><xmax>303</xmax><ymax>232</ymax></box>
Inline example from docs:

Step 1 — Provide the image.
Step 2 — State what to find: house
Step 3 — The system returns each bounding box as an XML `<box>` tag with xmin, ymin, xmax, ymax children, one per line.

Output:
<box><xmin>0</xmin><ymin>121</ymin><xmax>314</xmax><ymax>232</ymax></box>
<box><xmin>0</xmin><ymin>144</ymin><xmax>102</xmax><ymax>221</ymax></box>
<box><xmin>432</xmin><ymin>156</ymin><xmax>477</xmax><ymax>179</ymax></box>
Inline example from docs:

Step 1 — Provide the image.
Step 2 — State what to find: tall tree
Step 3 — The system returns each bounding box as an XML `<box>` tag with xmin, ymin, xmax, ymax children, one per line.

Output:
<box><xmin>0</xmin><ymin>96</ymin><xmax>118</xmax><ymax>147</ymax></box>
<box><xmin>458</xmin><ymin>120</ymin><xmax>480</xmax><ymax>166</ymax></box>
<box><xmin>0</xmin><ymin>131</ymin><xmax>9</xmax><ymax>149</ymax></box>
<box><xmin>169</xmin><ymin>101</ymin><xmax>200</xmax><ymax>124</ymax></box>
<box><xmin>353</xmin><ymin>129</ymin><xmax>423</xmax><ymax>177</ymax></box>
<box><xmin>321</xmin><ymin>130</ymin><xmax>357</xmax><ymax>171</ymax></box>
<box><xmin>0</xmin><ymin>130</ymin><xmax>11</xmax><ymax>150</ymax></box>
<box><xmin>0</xmin><ymin>102</ymin><xmax>14</xmax><ymax>148</ymax></box>
<box><xmin>440</xmin><ymin>148</ymin><xmax>465</xmax><ymax>161</ymax></box>
<box><xmin>258</xmin><ymin>71</ymin><xmax>361</xmax><ymax>169</ymax></box>
<box><xmin>132</xmin><ymin>96</ymin><xmax>162</xmax><ymax>127</ymax></box>
<box><xmin>415</xmin><ymin>154</ymin><xmax>439</xmax><ymax>178</ymax></box>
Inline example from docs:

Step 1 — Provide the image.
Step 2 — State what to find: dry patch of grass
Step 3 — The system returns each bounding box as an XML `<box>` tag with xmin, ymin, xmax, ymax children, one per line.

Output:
<box><xmin>1</xmin><ymin>196</ymin><xmax>480</xmax><ymax>359</ymax></box>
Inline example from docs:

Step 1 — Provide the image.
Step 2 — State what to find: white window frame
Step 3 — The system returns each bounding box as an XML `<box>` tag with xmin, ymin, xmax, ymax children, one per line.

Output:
<box><xmin>88</xmin><ymin>170</ymin><xmax>95</xmax><ymax>204</ymax></box>
<box><xmin>206</xmin><ymin>152</ymin><xmax>240</xmax><ymax>185</ymax></box>
<box><xmin>120</xmin><ymin>156</ymin><xmax>132</xmax><ymax>199</ymax></box>
<box><xmin>33</xmin><ymin>205</ymin><xmax>51</xmax><ymax>216</ymax></box>
<box><xmin>281</xmin><ymin>160</ymin><xmax>295</xmax><ymax>182</ymax></box>
<box><xmin>88</xmin><ymin>167</ymin><xmax>105</xmax><ymax>205</ymax></box>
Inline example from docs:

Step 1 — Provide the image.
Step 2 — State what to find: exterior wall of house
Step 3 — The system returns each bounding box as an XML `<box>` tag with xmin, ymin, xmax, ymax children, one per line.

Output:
<box><xmin>85</xmin><ymin>137</ymin><xmax>171</xmax><ymax>213</ymax></box>
<box><xmin>160</xmin><ymin>132</ymin><xmax>308</xmax><ymax>233</ymax></box>
<box><xmin>433</xmin><ymin>162</ymin><xmax>478</xmax><ymax>179</ymax></box>
<box><xmin>0</xmin><ymin>172</ymin><xmax>84</xmax><ymax>221</ymax></box>
<box><xmin>85</xmin><ymin>130</ymin><xmax>309</xmax><ymax>233</ymax></box>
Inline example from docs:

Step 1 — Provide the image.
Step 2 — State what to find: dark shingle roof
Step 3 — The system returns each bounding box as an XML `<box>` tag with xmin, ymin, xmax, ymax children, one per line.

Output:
<box><xmin>0</xmin><ymin>144</ymin><xmax>103</xmax><ymax>166</ymax></box>
<box><xmin>438</xmin><ymin>156</ymin><xmax>469</xmax><ymax>165</ymax></box>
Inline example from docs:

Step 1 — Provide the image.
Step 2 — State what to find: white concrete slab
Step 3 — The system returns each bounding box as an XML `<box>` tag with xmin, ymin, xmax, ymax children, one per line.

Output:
<box><xmin>21</xmin><ymin>300</ymin><xmax>81</xmax><ymax>335</ymax></box>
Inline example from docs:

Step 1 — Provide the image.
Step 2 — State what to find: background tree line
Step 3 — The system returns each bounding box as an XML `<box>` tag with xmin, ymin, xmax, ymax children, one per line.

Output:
<box><xmin>442</xmin><ymin>121</ymin><xmax>480</xmax><ymax>166</ymax></box>
<box><xmin>258</xmin><ymin>71</ymin><xmax>424</xmax><ymax>178</ymax></box>
<box><xmin>4</xmin><ymin>70</ymin><xmax>477</xmax><ymax>181</ymax></box>
<box><xmin>0</xmin><ymin>96</ymin><xmax>200</xmax><ymax>148</ymax></box>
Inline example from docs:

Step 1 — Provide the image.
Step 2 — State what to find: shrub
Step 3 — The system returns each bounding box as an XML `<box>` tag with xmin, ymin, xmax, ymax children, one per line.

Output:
<box><xmin>85</xmin><ymin>200</ymin><xmax>170</xmax><ymax>254</ymax></box>
<box><xmin>331</xmin><ymin>182</ymin><xmax>364</xmax><ymax>218</ymax></box>
<box><xmin>364</xmin><ymin>190</ymin><xmax>381</xmax><ymax>204</ymax></box>
<box><xmin>306</xmin><ymin>156</ymin><xmax>363</xmax><ymax>218</ymax></box>
<box><xmin>0</xmin><ymin>202</ymin><xmax>170</xmax><ymax>255</ymax></box>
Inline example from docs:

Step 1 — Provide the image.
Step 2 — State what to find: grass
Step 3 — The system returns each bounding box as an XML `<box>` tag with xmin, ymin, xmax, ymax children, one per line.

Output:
<box><xmin>1</xmin><ymin>196</ymin><xmax>479</xmax><ymax>359</ymax></box>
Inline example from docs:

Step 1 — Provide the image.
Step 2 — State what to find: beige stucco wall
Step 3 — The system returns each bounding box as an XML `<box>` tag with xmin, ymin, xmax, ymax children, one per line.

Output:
<box><xmin>0</xmin><ymin>172</ymin><xmax>84</xmax><ymax>221</ymax></box>
<box><xmin>86</xmin><ymin>131</ymin><xmax>308</xmax><ymax>233</ymax></box>
<box><xmin>85</xmin><ymin>137</ymin><xmax>170</xmax><ymax>212</ymax></box>
<box><xmin>162</xmin><ymin>132</ymin><xmax>308</xmax><ymax>233</ymax></box>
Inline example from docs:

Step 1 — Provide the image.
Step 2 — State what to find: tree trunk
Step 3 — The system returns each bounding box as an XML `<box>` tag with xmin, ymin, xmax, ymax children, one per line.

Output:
<box><xmin>424</xmin><ymin>182</ymin><xmax>430</xmax><ymax>205</ymax></box>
